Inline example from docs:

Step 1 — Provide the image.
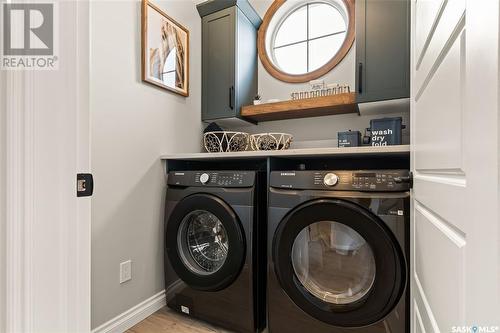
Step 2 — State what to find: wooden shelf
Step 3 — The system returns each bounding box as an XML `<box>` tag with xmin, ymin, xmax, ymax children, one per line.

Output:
<box><xmin>240</xmin><ymin>92</ymin><xmax>359</xmax><ymax>122</ymax></box>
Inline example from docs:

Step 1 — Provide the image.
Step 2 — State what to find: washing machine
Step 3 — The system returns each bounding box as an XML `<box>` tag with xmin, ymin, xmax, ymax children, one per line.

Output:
<box><xmin>164</xmin><ymin>170</ymin><xmax>265</xmax><ymax>333</ymax></box>
<box><xmin>267</xmin><ymin>169</ymin><xmax>410</xmax><ymax>333</ymax></box>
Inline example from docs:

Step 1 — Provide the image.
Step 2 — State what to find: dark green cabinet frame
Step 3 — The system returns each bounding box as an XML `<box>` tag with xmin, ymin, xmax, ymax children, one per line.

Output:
<box><xmin>197</xmin><ymin>0</ymin><xmax>261</xmax><ymax>123</ymax></box>
<box><xmin>355</xmin><ymin>0</ymin><xmax>410</xmax><ymax>103</ymax></box>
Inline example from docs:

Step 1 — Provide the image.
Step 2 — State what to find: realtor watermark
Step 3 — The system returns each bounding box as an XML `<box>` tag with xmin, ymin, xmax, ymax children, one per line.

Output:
<box><xmin>1</xmin><ymin>2</ymin><xmax>58</xmax><ymax>70</ymax></box>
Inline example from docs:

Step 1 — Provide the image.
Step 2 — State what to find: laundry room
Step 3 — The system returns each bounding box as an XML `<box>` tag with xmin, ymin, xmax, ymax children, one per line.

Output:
<box><xmin>90</xmin><ymin>0</ymin><xmax>413</xmax><ymax>329</ymax></box>
<box><xmin>1</xmin><ymin>1</ymin><xmax>499</xmax><ymax>333</ymax></box>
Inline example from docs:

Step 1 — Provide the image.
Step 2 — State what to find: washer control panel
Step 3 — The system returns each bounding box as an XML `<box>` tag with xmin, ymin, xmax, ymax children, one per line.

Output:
<box><xmin>271</xmin><ymin>170</ymin><xmax>411</xmax><ymax>191</ymax></box>
<box><xmin>168</xmin><ymin>171</ymin><xmax>255</xmax><ymax>187</ymax></box>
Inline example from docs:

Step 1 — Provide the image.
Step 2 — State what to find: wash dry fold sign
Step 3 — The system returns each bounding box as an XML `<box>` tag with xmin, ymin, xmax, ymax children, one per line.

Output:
<box><xmin>371</xmin><ymin>128</ymin><xmax>394</xmax><ymax>146</ymax></box>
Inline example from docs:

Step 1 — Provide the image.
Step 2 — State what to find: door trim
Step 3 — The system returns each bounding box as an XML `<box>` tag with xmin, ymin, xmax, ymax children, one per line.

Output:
<box><xmin>3</xmin><ymin>1</ymin><xmax>91</xmax><ymax>331</ymax></box>
<box><xmin>5</xmin><ymin>69</ymin><xmax>33</xmax><ymax>333</ymax></box>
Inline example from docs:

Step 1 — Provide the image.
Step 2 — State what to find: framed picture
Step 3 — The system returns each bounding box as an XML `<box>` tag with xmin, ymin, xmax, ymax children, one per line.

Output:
<box><xmin>142</xmin><ymin>0</ymin><xmax>189</xmax><ymax>96</ymax></box>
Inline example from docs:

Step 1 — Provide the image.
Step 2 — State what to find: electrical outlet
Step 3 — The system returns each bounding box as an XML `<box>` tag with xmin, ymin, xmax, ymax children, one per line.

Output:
<box><xmin>181</xmin><ymin>305</ymin><xmax>190</xmax><ymax>315</ymax></box>
<box><xmin>120</xmin><ymin>260</ymin><xmax>132</xmax><ymax>284</ymax></box>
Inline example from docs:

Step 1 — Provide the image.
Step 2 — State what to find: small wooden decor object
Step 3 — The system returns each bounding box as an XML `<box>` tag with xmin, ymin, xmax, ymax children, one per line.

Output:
<box><xmin>142</xmin><ymin>0</ymin><xmax>189</xmax><ymax>96</ymax></box>
<box><xmin>291</xmin><ymin>84</ymin><xmax>351</xmax><ymax>100</ymax></box>
<box><xmin>241</xmin><ymin>93</ymin><xmax>358</xmax><ymax>122</ymax></box>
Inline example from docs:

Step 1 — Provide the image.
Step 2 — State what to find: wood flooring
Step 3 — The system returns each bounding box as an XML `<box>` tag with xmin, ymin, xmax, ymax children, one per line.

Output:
<box><xmin>126</xmin><ymin>307</ymin><xmax>234</xmax><ymax>333</ymax></box>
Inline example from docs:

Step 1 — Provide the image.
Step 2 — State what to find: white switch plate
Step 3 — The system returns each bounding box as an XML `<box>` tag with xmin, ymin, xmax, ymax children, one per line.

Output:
<box><xmin>120</xmin><ymin>260</ymin><xmax>132</xmax><ymax>284</ymax></box>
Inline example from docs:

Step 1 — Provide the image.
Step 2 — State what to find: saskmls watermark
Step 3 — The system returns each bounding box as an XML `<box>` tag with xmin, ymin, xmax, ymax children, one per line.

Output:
<box><xmin>1</xmin><ymin>2</ymin><xmax>58</xmax><ymax>70</ymax></box>
<box><xmin>451</xmin><ymin>326</ymin><xmax>500</xmax><ymax>333</ymax></box>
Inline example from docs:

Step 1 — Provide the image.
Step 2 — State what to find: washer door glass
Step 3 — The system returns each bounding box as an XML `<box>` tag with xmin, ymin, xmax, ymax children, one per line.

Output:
<box><xmin>178</xmin><ymin>210</ymin><xmax>229</xmax><ymax>275</ymax></box>
<box><xmin>291</xmin><ymin>221</ymin><xmax>376</xmax><ymax>305</ymax></box>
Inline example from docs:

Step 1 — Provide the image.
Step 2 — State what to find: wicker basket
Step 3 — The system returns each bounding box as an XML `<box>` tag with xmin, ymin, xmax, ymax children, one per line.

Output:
<box><xmin>204</xmin><ymin>131</ymin><xmax>249</xmax><ymax>153</ymax></box>
<box><xmin>250</xmin><ymin>133</ymin><xmax>293</xmax><ymax>151</ymax></box>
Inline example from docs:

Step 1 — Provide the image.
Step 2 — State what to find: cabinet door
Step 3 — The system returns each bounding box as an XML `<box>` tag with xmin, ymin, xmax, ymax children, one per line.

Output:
<box><xmin>202</xmin><ymin>7</ymin><xmax>236</xmax><ymax>121</ymax></box>
<box><xmin>356</xmin><ymin>0</ymin><xmax>410</xmax><ymax>103</ymax></box>
<box><xmin>235</xmin><ymin>7</ymin><xmax>258</xmax><ymax>116</ymax></box>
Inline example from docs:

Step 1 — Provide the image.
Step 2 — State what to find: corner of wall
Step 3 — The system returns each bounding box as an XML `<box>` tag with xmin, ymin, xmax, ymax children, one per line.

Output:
<box><xmin>90</xmin><ymin>0</ymin><xmax>202</xmax><ymax>329</ymax></box>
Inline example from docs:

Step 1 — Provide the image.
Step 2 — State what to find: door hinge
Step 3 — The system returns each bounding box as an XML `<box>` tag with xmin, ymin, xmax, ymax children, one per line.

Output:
<box><xmin>77</xmin><ymin>173</ymin><xmax>94</xmax><ymax>197</ymax></box>
<box><xmin>394</xmin><ymin>171</ymin><xmax>413</xmax><ymax>189</ymax></box>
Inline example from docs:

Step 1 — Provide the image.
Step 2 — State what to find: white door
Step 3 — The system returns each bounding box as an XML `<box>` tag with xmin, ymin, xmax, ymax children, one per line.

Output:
<box><xmin>411</xmin><ymin>0</ymin><xmax>500</xmax><ymax>332</ymax></box>
<box><xmin>3</xmin><ymin>1</ymin><xmax>91</xmax><ymax>332</ymax></box>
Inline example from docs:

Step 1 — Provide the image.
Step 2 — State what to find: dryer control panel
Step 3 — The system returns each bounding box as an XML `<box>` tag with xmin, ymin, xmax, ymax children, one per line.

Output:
<box><xmin>270</xmin><ymin>170</ymin><xmax>411</xmax><ymax>192</ymax></box>
<box><xmin>168</xmin><ymin>171</ymin><xmax>255</xmax><ymax>188</ymax></box>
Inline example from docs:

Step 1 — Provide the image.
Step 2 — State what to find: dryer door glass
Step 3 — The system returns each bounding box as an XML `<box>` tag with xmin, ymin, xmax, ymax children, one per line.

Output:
<box><xmin>178</xmin><ymin>210</ymin><xmax>229</xmax><ymax>275</ymax></box>
<box><xmin>272</xmin><ymin>198</ymin><xmax>406</xmax><ymax>326</ymax></box>
<box><xmin>291</xmin><ymin>221</ymin><xmax>376</xmax><ymax>305</ymax></box>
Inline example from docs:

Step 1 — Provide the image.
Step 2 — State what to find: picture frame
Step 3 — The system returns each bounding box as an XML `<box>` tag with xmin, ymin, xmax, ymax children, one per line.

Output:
<box><xmin>141</xmin><ymin>0</ymin><xmax>189</xmax><ymax>96</ymax></box>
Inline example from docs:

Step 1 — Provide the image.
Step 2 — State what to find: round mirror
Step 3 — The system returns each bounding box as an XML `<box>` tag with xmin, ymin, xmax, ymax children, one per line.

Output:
<box><xmin>258</xmin><ymin>0</ymin><xmax>355</xmax><ymax>83</ymax></box>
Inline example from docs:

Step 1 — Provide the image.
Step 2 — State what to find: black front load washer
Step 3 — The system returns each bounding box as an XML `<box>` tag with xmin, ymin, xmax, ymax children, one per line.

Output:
<box><xmin>268</xmin><ymin>170</ymin><xmax>410</xmax><ymax>333</ymax></box>
<box><xmin>164</xmin><ymin>170</ymin><xmax>265</xmax><ymax>333</ymax></box>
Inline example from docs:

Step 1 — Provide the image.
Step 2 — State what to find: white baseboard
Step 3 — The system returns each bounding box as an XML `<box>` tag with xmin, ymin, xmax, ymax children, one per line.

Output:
<box><xmin>92</xmin><ymin>290</ymin><xmax>166</xmax><ymax>333</ymax></box>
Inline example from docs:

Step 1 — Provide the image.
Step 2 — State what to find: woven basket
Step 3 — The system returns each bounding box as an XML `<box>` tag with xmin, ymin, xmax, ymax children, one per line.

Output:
<box><xmin>203</xmin><ymin>131</ymin><xmax>249</xmax><ymax>153</ymax></box>
<box><xmin>250</xmin><ymin>133</ymin><xmax>293</xmax><ymax>151</ymax></box>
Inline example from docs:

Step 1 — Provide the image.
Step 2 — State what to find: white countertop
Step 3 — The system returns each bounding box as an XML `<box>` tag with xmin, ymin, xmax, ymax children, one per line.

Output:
<box><xmin>161</xmin><ymin>145</ymin><xmax>410</xmax><ymax>160</ymax></box>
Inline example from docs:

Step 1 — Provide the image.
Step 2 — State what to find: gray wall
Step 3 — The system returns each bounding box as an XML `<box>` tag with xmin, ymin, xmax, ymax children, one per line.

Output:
<box><xmin>90</xmin><ymin>0</ymin><xmax>203</xmax><ymax>328</ymax></box>
<box><xmin>230</xmin><ymin>0</ymin><xmax>410</xmax><ymax>146</ymax></box>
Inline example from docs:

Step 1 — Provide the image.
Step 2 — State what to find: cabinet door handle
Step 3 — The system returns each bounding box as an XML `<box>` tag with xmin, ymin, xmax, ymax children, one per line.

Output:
<box><xmin>229</xmin><ymin>86</ymin><xmax>235</xmax><ymax>110</ymax></box>
<box><xmin>358</xmin><ymin>62</ymin><xmax>363</xmax><ymax>94</ymax></box>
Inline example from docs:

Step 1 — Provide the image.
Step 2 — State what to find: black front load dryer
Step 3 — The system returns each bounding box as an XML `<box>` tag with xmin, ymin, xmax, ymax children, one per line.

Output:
<box><xmin>164</xmin><ymin>170</ymin><xmax>265</xmax><ymax>333</ymax></box>
<box><xmin>268</xmin><ymin>170</ymin><xmax>410</xmax><ymax>333</ymax></box>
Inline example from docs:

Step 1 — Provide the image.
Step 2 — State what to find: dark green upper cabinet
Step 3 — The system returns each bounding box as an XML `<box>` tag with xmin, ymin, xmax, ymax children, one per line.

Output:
<box><xmin>197</xmin><ymin>0</ymin><xmax>261</xmax><ymax>124</ymax></box>
<box><xmin>355</xmin><ymin>0</ymin><xmax>410</xmax><ymax>103</ymax></box>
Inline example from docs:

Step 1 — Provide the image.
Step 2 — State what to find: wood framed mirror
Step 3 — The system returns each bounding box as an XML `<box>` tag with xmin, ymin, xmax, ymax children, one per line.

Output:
<box><xmin>257</xmin><ymin>0</ymin><xmax>355</xmax><ymax>83</ymax></box>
